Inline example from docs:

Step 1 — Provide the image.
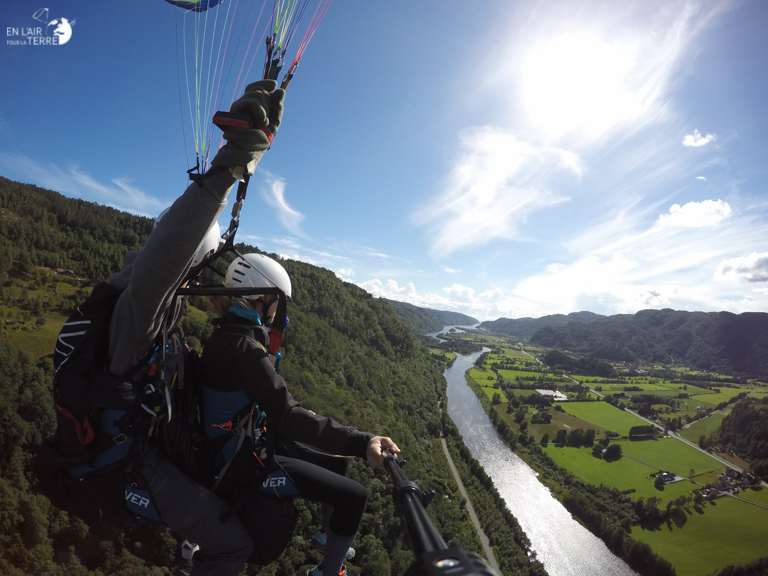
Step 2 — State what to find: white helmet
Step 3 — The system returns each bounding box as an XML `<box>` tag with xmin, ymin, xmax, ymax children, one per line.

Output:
<box><xmin>155</xmin><ymin>208</ymin><xmax>221</xmax><ymax>267</ymax></box>
<box><xmin>225</xmin><ymin>253</ymin><xmax>292</xmax><ymax>299</ymax></box>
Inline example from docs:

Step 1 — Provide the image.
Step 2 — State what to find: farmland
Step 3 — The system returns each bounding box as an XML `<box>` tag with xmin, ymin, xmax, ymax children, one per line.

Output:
<box><xmin>448</xmin><ymin>330</ymin><xmax>768</xmax><ymax>576</ymax></box>
<box><xmin>630</xmin><ymin>497</ymin><xmax>768</xmax><ymax>576</ymax></box>
<box><xmin>553</xmin><ymin>401</ymin><xmax>645</xmax><ymax>436</ymax></box>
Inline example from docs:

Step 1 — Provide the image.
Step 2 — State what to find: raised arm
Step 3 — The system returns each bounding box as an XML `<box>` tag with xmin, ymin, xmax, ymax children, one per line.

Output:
<box><xmin>107</xmin><ymin>80</ymin><xmax>285</xmax><ymax>374</ymax></box>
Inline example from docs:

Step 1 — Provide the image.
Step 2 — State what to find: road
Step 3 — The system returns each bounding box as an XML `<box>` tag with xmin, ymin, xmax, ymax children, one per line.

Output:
<box><xmin>440</xmin><ymin>438</ymin><xmax>500</xmax><ymax>572</ymax></box>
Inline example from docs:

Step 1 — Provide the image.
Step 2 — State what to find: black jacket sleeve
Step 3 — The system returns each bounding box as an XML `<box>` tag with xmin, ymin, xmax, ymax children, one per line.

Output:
<box><xmin>201</xmin><ymin>331</ymin><xmax>373</xmax><ymax>459</ymax></box>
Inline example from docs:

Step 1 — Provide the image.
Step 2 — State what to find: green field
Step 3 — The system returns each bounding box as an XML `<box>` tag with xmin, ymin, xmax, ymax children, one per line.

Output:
<box><xmin>6</xmin><ymin>311</ymin><xmax>70</xmax><ymax>358</ymax></box>
<box><xmin>468</xmin><ymin>368</ymin><xmax>509</xmax><ymax>403</ymax></box>
<box><xmin>693</xmin><ymin>387</ymin><xmax>748</xmax><ymax>408</ymax></box>
<box><xmin>737</xmin><ymin>486</ymin><xmax>768</xmax><ymax>508</ymax></box>
<box><xmin>554</xmin><ymin>401</ymin><xmax>646</xmax><ymax>436</ymax></box>
<box><xmin>678</xmin><ymin>410</ymin><xmax>731</xmax><ymax>443</ymax></box>
<box><xmin>619</xmin><ymin>438</ymin><xmax>724</xmax><ymax>478</ymax></box>
<box><xmin>631</xmin><ymin>497</ymin><xmax>768</xmax><ymax>576</ymax></box>
<box><xmin>543</xmin><ymin>445</ymin><xmax>694</xmax><ymax>501</ymax></box>
<box><xmin>498</xmin><ymin>368</ymin><xmax>544</xmax><ymax>382</ymax></box>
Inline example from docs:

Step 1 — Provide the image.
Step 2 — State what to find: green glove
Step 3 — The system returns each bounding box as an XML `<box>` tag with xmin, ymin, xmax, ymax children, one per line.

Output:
<box><xmin>211</xmin><ymin>79</ymin><xmax>285</xmax><ymax>175</ymax></box>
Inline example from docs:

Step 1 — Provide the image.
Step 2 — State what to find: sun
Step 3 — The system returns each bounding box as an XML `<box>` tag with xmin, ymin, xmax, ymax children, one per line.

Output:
<box><xmin>521</xmin><ymin>32</ymin><xmax>639</xmax><ymax>139</ymax></box>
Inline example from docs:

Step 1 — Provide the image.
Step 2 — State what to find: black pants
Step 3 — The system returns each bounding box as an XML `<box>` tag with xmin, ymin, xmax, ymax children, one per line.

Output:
<box><xmin>274</xmin><ymin>442</ymin><xmax>368</xmax><ymax>537</ymax></box>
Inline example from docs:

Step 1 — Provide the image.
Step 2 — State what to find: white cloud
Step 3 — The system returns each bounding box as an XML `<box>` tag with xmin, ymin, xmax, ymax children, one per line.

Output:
<box><xmin>715</xmin><ymin>252</ymin><xmax>768</xmax><ymax>283</ymax></box>
<box><xmin>335</xmin><ymin>268</ymin><xmax>355</xmax><ymax>281</ymax></box>
<box><xmin>0</xmin><ymin>153</ymin><xmax>164</xmax><ymax>216</ymax></box>
<box><xmin>695</xmin><ymin>176</ymin><xmax>706</xmax><ymax>181</ymax></box>
<box><xmin>442</xmin><ymin>266</ymin><xmax>460</xmax><ymax>274</ymax></box>
<box><xmin>657</xmin><ymin>199</ymin><xmax>732</xmax><ymax>228</ymax></box>
<box><xmin>683</xmin><ymin>129</ymin><xmax>716</xmax><ymax>147</ymax></box>
<box><xmin>635</xmin><ymin>289</ymin><xmax>670</xmax><ymax>306</ymax></box>
<box><xmin>417</xmin><ymin>127</ymin><xmax>576</xmax><ymax>256</ymax></box>
<box><xmin>358</xmin><ymin>279</ymin><xmax>419</xmax><ymax>302</ymax></box>
<box><xmin>260</xmin><ymin>176</ymin><xmax>305</xmax><ymax>236</ymax></box>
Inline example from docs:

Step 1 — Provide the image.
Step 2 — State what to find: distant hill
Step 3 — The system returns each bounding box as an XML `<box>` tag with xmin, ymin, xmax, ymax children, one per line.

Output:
<box><xmin>384</xmin><ymin>298</ymin><xmax>478</xmax><ymax>335</ymax></box>
<box><xmin>479</xmin><ymin>311</ymin><xmax>605</xmax><ymax>339</ymax></box>
<box><xmin>528</xmin><ymin>308</ymin><xmax>768</xmax><ymax>378</ymax></box>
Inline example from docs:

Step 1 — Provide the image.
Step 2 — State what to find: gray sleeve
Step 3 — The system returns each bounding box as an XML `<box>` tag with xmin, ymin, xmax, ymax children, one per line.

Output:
<box><xmin>107</xmin><ymin>169</ymin><xmax>236</xmax><ymax>375</ymax></box>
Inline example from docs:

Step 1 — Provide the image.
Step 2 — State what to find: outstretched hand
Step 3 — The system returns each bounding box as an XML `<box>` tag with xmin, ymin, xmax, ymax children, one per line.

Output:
<box><xmin>366</xmin><ymin>436</ymin><xmax>400</xmax><ymax>468</ymax></box>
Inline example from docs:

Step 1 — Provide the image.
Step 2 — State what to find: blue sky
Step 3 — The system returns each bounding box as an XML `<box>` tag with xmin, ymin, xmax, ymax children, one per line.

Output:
<box><xmin>2</xmin><ymin>0</ymin><xmax>768</xmax><ymax>321</ymax></box>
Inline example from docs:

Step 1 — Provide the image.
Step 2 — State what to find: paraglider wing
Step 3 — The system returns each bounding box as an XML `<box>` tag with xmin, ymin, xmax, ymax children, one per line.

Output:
<box><xmin>163</xmin><ymin>0</ymin><xmax>226</xmax><ymax>13</ymax></box>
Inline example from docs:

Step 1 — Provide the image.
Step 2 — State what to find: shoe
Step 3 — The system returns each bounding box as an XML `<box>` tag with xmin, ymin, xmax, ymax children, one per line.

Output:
<box><xmin>306</xmin><ymin>564</ymin><xmax>347</xmax><ymax>576</ymax></box>
<box><xmin>173</xmin><ymin>540</ymin><xmax>199</xmax><ymax>576</ymax></box>
<box><xmin>309</xmin><ymin>531</ymin><xmax>356</xmax><ymax>559</ymax></box>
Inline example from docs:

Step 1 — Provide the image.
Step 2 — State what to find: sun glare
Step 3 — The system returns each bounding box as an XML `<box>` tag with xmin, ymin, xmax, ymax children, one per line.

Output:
<box><xmin>521</xmin><ymin>32</ymin><xmax>639</xmax><ymax>139</ymax></box>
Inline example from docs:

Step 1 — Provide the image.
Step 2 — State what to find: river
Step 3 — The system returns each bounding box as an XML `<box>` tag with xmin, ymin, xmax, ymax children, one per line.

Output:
<box><xmin>443</xmin><ymin>345</ymin><xmax>638</xmax><ymax>576</ymax></box>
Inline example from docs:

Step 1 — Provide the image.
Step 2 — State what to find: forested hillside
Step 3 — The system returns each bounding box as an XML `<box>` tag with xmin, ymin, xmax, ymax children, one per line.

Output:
<box><xmin>528</xmin><ymin>308</ymin><xmax>768</xmax><ymax>378</ymax></box>
<box><xmin>384</xmin><ymin>299</ymin><xmax>478</xmax><ymax>335</ymax></box>
<box><xmin>0</xmin><ymin>177</ymin><xmax>542</xmax><ymax>575</ymax></box>
<box><xmin>479</xmin><ymin>311</ymin><xmax>605</xmax><ymax>339</ymax></box>
<box><xmin>711</xmin><ymin>397</ymin><xmax>768</xmax><ymax>477</ymax></box>
<box><xmin>0</xmin><ymin>176</ymin><xmax>153</xmax><ymax>280</ymax></box>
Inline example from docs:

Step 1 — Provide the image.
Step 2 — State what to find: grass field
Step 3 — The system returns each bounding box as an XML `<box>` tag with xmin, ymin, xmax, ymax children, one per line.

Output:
<box><xmin>527</xmin><ymin>409</ymin><xmax>603</xmax><ymax>442</ymax></box>
<box><xmin>6</xmin><ymin>311</ymin><xmax>69</xmax><ymax>358</ymax></box>
<box><xmin>693</xmin><ymin>387</ymin><xmax>748</xmax><ymax>408</ymax></box>
<box><xmin>630</xmin><ymin>497</ymin><xmax>768</xmax><ymax>576</ymax></box>
<box><xmin>543</xmin><ymin>445</ymin><xmax>695</xmax><ymax>501</ymax></box>
<box><xmin>737</xmin><ymin>486</ymin><xmax>768</xmax><ymax>507</ymax></box>
<box><xmin>554</xmin><ymin>401</ymin><xmax>646</xmax><ymax>436</ymax></box>
<box><xmin>678</xmin><ymin>410</ymin><xmax>731</xmax><ymax>443</ymax></box>
<box><xmin>498</xmin><ymin>368</ymin><xmax>543</xmax><ymax>382</ymax></box>
<box><xmin>619</xmin><ymin>438</ymin><xmax>725</xmax><ymax>478</ymax></box>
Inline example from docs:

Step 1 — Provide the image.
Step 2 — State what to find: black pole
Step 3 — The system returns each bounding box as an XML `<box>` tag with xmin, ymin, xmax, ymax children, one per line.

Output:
<box><xmin>383</xmin><ymin>452</ymin><xmax>501</xmax><ymax>576</ymax></box>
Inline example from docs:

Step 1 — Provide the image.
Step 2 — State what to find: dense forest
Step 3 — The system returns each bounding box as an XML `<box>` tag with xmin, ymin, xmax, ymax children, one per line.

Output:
<box><xmin>384</xmin><ymin>299</ymin><xmax>478</xmax><ymax>335</ymax></box>
<box><xmin>479</xmin><ymin>311</ymin><xmax>605</xmax><ymax>339</ymax></box>
<box><xmin>710</xmin><ymin>397</ymin><xmax>768</xmax><ymax>477</ymax></box>
<box><xmin>541</xmin><ymin>350</ymin><xmax>618</xmax><ymax>378</ymax></box>
<box><xmin>527</xmin><ymin>308</ymin><xmax>768</xmax><ymax>379</ymax></box>
<box><xmin>0</xmin><ymin>177</ymin><xmax>542</xmax><ymax>575</ymax></box>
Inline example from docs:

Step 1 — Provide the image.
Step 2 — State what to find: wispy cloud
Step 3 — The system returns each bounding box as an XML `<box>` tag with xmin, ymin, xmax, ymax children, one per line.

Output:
<box><xmin>442</xmin><ymin>266</ymin><xmax>460</xmax><ymax>274</ymax></box>
<box><xmin>0</xmin><ymin>152</ymin><xmax>164</xmax><ymax>216</ymax></box>
<box><xmin>260</xmin><ymin>175</ymin><xmax>305</xmax><ymax>236</ymax></box>
<box><xmin>696</xmin><ymin>176</ymin><xmax>707</xmax><ymax>181</ymax></box>
<box><xmin>683</xmin><ymin>129</ymin><xmax>716</xmax><ymax>147</ymax></box>
<box><xmin>416</xmin><ymin>127</ymin><xmax>576</xmax><ymax>256</ymax></box>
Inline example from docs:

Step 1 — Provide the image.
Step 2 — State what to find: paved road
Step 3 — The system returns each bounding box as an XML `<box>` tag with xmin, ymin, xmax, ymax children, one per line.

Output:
<box><xmin>440</xmin><ymin>438</ymin><xmax>500</xmax><ymax>572</ymax></box>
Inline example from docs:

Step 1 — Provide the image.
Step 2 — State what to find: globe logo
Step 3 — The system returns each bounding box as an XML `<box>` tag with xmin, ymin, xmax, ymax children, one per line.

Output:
<box><xmin>47</xmin><ymin>18</ymin><xmax>73</xmax><ymax>45</ymax></box>
<box><xmin>32</xmin><ymin>8</ymin><xmax>75</xmax><ymax>46</ymax></box>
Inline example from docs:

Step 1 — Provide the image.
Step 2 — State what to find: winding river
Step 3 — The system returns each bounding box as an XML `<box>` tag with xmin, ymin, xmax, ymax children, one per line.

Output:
<box><xmin>441</xmin><ymin>342</ymin><xmax>637</xmax><ymax>576</ymax></box>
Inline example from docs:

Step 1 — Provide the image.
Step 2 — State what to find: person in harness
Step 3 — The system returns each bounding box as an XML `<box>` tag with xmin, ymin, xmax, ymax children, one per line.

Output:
<box><xmin>202</xmin><ymin>253</ymin><xmax>400</xmax><ymax>576</ymax></box>
<box><xmin>38</xmin><ymin>80</ymin><xmax>286</xmax><ymax>576</ymax></box>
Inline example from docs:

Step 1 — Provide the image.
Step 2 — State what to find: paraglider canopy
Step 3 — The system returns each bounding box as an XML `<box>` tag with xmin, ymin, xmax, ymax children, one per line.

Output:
<box><xmin>163</xmin><ymin>0</ymin><xmax>225</xmax><ymax>12</ymax></box>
